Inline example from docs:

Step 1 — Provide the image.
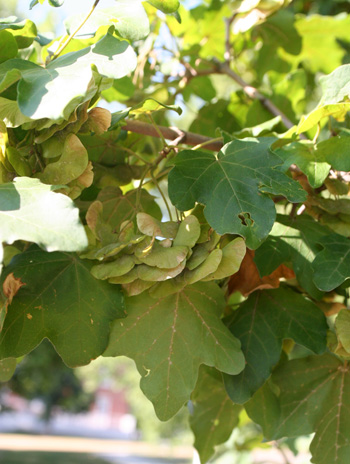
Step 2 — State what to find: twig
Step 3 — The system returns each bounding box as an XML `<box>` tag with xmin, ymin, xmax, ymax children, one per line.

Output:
<box><xmin>147</xmin><ymin>113</ymin><xmax>168</xmax><ymax>147</ymax></box>
<box><xmin>224</xmin><ymin>15</ymin><xmax>236</xmax><ymax>63</ymax></box>
<box><xmin>215</xmin><ymin>60</ymin><xmax>294</xmax><ymax>129</ymax></box>
<box><xmin>151</xmin><ymin>174</ymin><xmax>173</xmax><ymax>221</ymax></box>
<box><xmin>122</xmin><ymin>120</ymin><xmax>224</xmax><ymax>151</ymax></box>
<box><xmin>193</xmin><ymin>136</ymin><xmax>223</xmax><ymax>151</ymax></box>
<box><xmin>50</xmin><ymin>0</ymin><xmax>100</xmax><ymax>61</ymax></box>
<box><xmin>212</xmin><ymin>60</ymin><xmax>308</xmax><ymax>140</ymax></box>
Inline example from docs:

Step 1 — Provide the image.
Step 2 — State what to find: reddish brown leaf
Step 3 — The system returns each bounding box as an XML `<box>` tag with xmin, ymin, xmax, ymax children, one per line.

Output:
<box><xmin>228</xmin><ymin>249</ymin><xmax>295</xmax><ymax>296</ymax></box>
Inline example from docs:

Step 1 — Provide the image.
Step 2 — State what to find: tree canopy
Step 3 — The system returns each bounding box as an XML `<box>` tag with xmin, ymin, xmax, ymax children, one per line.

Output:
<box><xmin>1</xmin><ymin>0</ymin><xmax>350</xmax><ymax>462</ymax></box>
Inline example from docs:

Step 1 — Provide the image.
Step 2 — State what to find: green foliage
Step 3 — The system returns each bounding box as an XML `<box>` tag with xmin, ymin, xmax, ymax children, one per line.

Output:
<box><xmin>1</xmin><ymin>1</ymin><xmax>350</xmax><ymax>463</ymax></box>
<box><xmin>104</xmin><ymin>282</ymin><xmax>244</xmax><ymax>420</ymax></box>
<box><xmin>246</xmin><ymin>354</ymin><xmax>350</xmax><ymax>464</ymax></box>
<box><xmin>0</xmin><ymin>247</ymin><xmax>125</xmax><ymax>367</ymax></box>
<box><xmin>190</xmin><ymin>366</ymin><xmax>242</xmax><ymax>463</ymax></box>
<box><xmin>224</xmin><ymin>286</ymin><xmax>328</xmax><ymax>404</ymax></box>
<box><xmin>168</xmin><ymin>139</ymin><xmax>306</xmax><ymax>249</ymax></box>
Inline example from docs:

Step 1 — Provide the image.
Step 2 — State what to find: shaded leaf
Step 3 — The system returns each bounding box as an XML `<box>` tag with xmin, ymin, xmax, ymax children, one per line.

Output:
<box><xmin>0</xmin><ymin>357</ymin><xmax>16</xmax><ymax>382</ymax></box>
<box><xmin>36</xmin><ymin>134</ymin><xmax>88</xmax><ymax>185</ymax></box>
<box><xmin>91</xmin><ymin>254</ymin><xmax>135</xmax><ymax>280</ymax></box>
<box><xmin>224</xmin><ymin>287</ymin><xmax>328</xmax><ymax>404</ymax></box>
<box><xmin>254</xmin><ymin>214</ymin><xmax>330</xmax><ymax>299</ymax></box>
<box><xmin>312</xmin><ymin>233</ymin><xmax>350</xmax><ymax>291</ymax></box>
<box><xmin>335</xmin><ymin>310</ymin><xmax>350</xmax><ymax>355</ymax></box>
<box><xmin>88</xmin><ymin>188</ymin><xmax>162</xmax><ymax>243</ymax></box>
<box><xmin>168</xmin><ymin>139</ymin><xmax>306</xmax><ymax>249</ymax></box>
<box><xmin>137</xmin><ymin>213</ymin><xmax>178</xmax><ymax>239</ymax></box>
<box><xmin>246</xmin><ymin>354</ymin><xmax>350</xmax><ymax>464</ymax></box>
<box><xmin>0</xmin><ymin>177</ymin><xmax>88</xmax><ymax>252</ymax></box>
<box><xmin>136</xmin><ymin>243</ymin><xmax>188</xmax><ymax>269</ymax></box>
<box><xmin>190</xmin><ymin>366</ymin><xmax>242</xmax><ymax>464</ymax></box>
<box><xmin>0</xmin><ymin>247</ymin><xmax>125</xmax><ymax>367</ymax></box>
<box><xmin>104</xmin><ymin>282</ymin><xmax>245</xmax><ymax>420</ymax></box>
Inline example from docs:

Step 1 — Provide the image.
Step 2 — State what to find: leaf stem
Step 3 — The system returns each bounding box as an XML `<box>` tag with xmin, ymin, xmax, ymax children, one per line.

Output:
<box><xmin>193</xmin><ymin>136</ymin><xmax>223</xmax><ymax>151</ymax></box>
<box><xmin>313</xmin><ymin>123</ymin><xmax>321</xmax><ymax>144</ymax></box>
<box><xmin>151</xmin><ymin>173</ymin><xmax>173</xmax><ymax>221</ymax></box>
<box><xmin>135</xmin><ymin>165</ymin><xmax>149</xmax><ymax>211</ymax></box>
<box><xmin>50</xmin><ymin>0</ymin><xmax>101</xmax><ymax>61</ymax></box>
<box><xmin>147</xmin><ymin>113</ymin><xmax>168</xmax><ymax>147</ymax></box>
<box><xmin>122</xmin><ymin>146</ymin><xmax>152</xmax><ymax>165</ymax></box>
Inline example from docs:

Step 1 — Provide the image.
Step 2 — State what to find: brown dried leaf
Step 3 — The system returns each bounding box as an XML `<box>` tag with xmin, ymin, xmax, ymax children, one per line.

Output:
<box><xmin>1</xmin><ymin>273</ymin><xmax>26</xmax><ymax>331</ymax></box>
<box><xmin>3</xmin><ymin>272</ymin><xmax>26</xmax><ymax>304</ymax></box>
<box><xmin>228</xmin><ymin>249</ymin><xmax>295</xmax><ymax>296</ymax></box>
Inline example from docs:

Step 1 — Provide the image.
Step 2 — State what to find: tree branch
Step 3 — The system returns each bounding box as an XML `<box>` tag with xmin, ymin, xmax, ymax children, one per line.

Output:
<box><xmin>214</xmin><ymin>60</ymin><xmax>296</xmax><ymax>131</ymax></box>
<box><xmin>122</xmin><ymin>120</ymin><xmax>223</xmax><ymax>151</ymax></box>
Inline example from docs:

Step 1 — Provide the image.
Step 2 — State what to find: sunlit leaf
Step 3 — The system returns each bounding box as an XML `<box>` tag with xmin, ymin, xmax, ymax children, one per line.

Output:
<box><xmin>65</xmin><ymin>1</ymin><xmax>150</xmax><ymax>41</ymax></box>
<box><xmin>0</xmin><ymin>32</ymin><xmax>137</xmax><ymax>123</ymax></box>
<box><xmin>275</xmin><ymin>142</ymin><xmax>331</xmax><ymax>188</ymax></box>
<box><xmin>0</xmin><ymin>177</ymin><xmax>87</xmax><ymax>252</ymax></box>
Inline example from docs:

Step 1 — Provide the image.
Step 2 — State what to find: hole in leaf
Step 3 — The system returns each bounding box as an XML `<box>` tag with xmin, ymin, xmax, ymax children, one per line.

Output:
<box><xmin>238</xmin><ymin>212</ymin><xmax>254</xmax><ymax>227</ymax></box>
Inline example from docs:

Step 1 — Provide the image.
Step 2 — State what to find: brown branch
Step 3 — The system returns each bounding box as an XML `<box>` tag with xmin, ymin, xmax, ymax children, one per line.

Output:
<box><xmin>224</xmin><ymin>15</ymin><xmax>236</xmax><ymax>63</ymax></box>
<box><xmin>122</xmin><ymin>120</ymin><xmax>223</xmax><ymax>151</ymax></box>
<box><xmin>215</xmin><ymin>60</ymin><xmax>294</xmax><ymax>129</ymax></box>
<box><xmin>211</xmin><ymin>60</ymin><xmax>307</xmax><ymax>140</ymax></box>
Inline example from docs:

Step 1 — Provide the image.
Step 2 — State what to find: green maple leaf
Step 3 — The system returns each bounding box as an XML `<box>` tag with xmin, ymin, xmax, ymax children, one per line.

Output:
<box><xmin>224</xmin><ymin>287</ymin><xmax>328</xmax><ymax>404</ymax></box>
<box><xmin>0</xmin><ymin>177</ymin><xmax>87</xmax><ymax>253</ymax></box>
<box><xmin>254</xmin><ymin>214</ymin><xmax>330</xmax><ymax>299</ymax></box>
<box><xmin>104</xmin><ymin>282</ymin><xmax>245</xmax><ymax>420</ymax></box>
<box><xmin>274</xmin><ymin>142</ymin><xmax>331</xmax><ymax>188</ymax></box>
<box><xmin>0</xmin><ymin>32</ymin><xmax>136</xmax><ymax>124</ymax></box>
<box><xmin>0</xmin><ymin>247</ymin><xmax>125</xmax><ymax>367</ymax></box>
<box><xmin>64</xmin><ymin>0</ymin><xmax>150</xmax><ymax>41</ymax></box>
<box><xmin>0</xmin><ymin>358</ymin><xmax>16</xmax><ymax>382</ymax></box>
<box><xmin>246</xmin><ymin>354</ymin><xmax>350</xmax><ymax>464</ymax></box>
<box><xmin>168</xmin><ymin>139</ymin><xmax>306</xmax><ymax>249</ymax></box>
<box><xmin>312</xmin><ymin>233</ymin><xmax>350</xmax><ymax>291</ymax></box>
<box><xmin>190</xmin><ymin>366</ymin><xmax>242</xmax><ymax>464</ymax></box>
<box><xmin>297</xmin><ymin>64</ymin><xmax>350</xmax><ymax>133</ymax></box>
